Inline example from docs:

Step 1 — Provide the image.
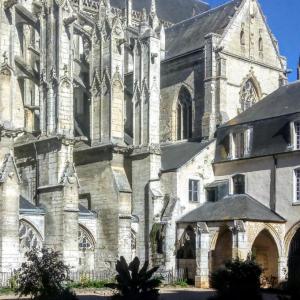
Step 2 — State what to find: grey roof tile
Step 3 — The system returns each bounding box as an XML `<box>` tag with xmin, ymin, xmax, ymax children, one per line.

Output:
<box><xmin>178</xmin><ymin>194</ymin><xmax>286</xmax><ymax>223</ymax></box>
<box><xmin>165</xmin><ymin>0</ymin><xmax>242</xmax><ymax>59</ymax></box>
<box><xmin>111</xmin><ymin>0</ymin><xmax>210</xmax><ymax>24</ymax></box>
<box><xmin>161</xmin><ymin>139</ymin><xmax>213</xmax><ymax>171</ymax></box>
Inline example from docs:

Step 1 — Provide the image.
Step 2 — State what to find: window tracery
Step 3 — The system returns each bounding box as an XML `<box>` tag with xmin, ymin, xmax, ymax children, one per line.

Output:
<box><xmin>240</xmin><ymin>79</ymin><xmax>259</xmax><ymax>111</ymax></box>
<box><xmin>19</xmin><ymin>220</ymin><xmax>43</xmax><ymax>253</ymax></box>
<box><xmin>78</xmin><ymin>227</ymin><xmax>95</xmax><ymax>251</ymax></box>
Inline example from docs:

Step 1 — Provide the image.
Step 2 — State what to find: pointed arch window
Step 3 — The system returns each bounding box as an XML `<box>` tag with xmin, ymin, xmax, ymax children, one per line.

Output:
<box><xmin>177</xmin><ymin>87</ymin><xmax>193</xmax><ymax>140</ymax></box>
<box><xmin>78</xmin><ymin>226</ymin><xmax>95</xmax><ymax>251</ymax></box>
<box><xmin>19</xmin><ymin>220</ymin><xmax>43</xmax><ymax>253</ymax></box>
<box><xmin>240</xmin><ymin>79</ymin><xmax>259</xmax><ymax>111</ymax></box>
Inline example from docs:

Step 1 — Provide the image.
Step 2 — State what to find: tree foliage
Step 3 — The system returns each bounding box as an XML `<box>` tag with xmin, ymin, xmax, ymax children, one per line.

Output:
<box><xmin>106</xmin><ymin>256</ymin><xmax>161</xmax><ymax>300</ymax></box>
<box><xmin>16</xmin><ymin>248</ymin><xmax>77</xmax><ymax>300</ymax></box>
<box><xmin>211</xmin><ymin>258</ymin><xmax>262</xmax><ymax>300</ymax></box>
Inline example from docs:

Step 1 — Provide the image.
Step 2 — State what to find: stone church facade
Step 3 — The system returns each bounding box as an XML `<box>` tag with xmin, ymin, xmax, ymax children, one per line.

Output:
<box><xmin>0</xmin><ymin>0</ymin><xmax>299</xmax><ymax>288</ymax></box>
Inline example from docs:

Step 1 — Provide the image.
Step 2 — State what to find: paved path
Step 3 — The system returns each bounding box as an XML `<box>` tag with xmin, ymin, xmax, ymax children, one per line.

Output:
<box><xmin>77</xmin><ymin>288</ymin><xmax>279</xmax><ymax>300</ymax></box>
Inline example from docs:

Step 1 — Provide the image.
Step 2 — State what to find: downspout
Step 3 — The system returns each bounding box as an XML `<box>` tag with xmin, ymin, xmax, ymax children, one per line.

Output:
<box><xmin>33</xmin><ymin>142</ymin><xmax>39</xmax><ymax>206</ymax></box>
<box><xmin>270</xmin><ymin>155</ymin><xmax>277</xmax><ymax>211</ymax></box>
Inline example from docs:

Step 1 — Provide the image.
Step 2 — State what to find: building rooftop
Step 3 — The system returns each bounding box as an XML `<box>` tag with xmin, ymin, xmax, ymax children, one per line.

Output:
<box><xmin>223</xmin><ymin>81</ymin><xmax>300</xmax><ymax>127</ymax></box>
<box><xmin>111</xmin><ymin>0</ymin><xmax>210</xmax><ymax>24</ymax></box>
<box><xmin>161</xmin><ymin>139</ymin><xmax>213</xmax><ymax>171</ymax></box>
<box><xmin>165</xmin><ymin>0</ymin><xmax>242</xmax><ymax>59</ymax></box>
<box><xmin>178</xmin><ymin>194</ymin><xmax>286</xmax><ymax>223</ymax></box>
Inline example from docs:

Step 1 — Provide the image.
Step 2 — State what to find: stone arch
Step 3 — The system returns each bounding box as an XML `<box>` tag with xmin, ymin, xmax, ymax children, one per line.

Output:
<box><xmin>19</xmin><ymin>219</ymin><xmax>43</xmax><ymax>259</ymax></box>
<box><xmin>249</xmin><ymin>224</ymin><xmax>283</xmax><ymax>257</ymax></box>
<box><xmin>285</xmin><ymin>221</ymin><xmax>300</xmax><ymax>256</ymax></box>
<box><xmin>286</xmin><ymin>225</ymin><xmax>300</xmax><ymax>286</ymax></box>
<box><xmin>211</xmin><ymin>225</ymin><xmax>233</xmax><ymax>273</ymax></box>
<box><xmin>176</xmin><ymin>225</ymin><xmax>197</xmax><ymax>281</ymax></box>
<box><xmin>78</xmin><ymin>224</ymin><xmax>95</xmax><ymax>271</ymax></box>
<box><xmin>251</xmin><ymin>229</ymin><xmax>279</xmax><ymax>285</ymax></box>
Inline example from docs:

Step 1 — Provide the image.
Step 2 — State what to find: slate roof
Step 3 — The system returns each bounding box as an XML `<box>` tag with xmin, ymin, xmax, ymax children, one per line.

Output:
<box><xmin>20</xmin><ymin>196</ymin><xmax>45</xmax><ymax>214</ymax></box>
<box><xmin>111</xmin><ymin>0</ymin><xmax>210</xmax><ymax>24</ymax></box>
<box><xmin>165</xmin><ymin>0</ymin><xmax>242</xmax><ymax>59</ymax></box>
<box><xmin>224</xmin><ymin>81</ymin><xmax>300</xmax><ymax>127</ymax></box>
<box><xmin>178</xmin><ymin>194</ymin><xmax>286</xmax><ymax>223</ymax></box>
<box><xmin>161</xmin><ymin>139</ymin><xmax>213</xmax><ymax>171</ymax></box>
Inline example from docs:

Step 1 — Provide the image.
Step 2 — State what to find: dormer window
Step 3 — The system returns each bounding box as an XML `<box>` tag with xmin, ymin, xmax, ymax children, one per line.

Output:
<box><xmin>291</xmin><ymin>121</ymin><xmax>300</xmax><ymax>150</ymax></box>
<box><xmin>231</xmin><ymin>127</ymin><xmax>252</xmax><ymax>159</ymax></box>
<box><xmin>295</xmin><ymin>122</ymin><xmax>300</xmax><ymax>150</ymax></box>
<box><xmin>232</xmin><ymin>174</ymin><xmax>245</xmax><ymax>194</ymax></box>
<box><xmin>295</xmin><ymin>168</ymin><xmax>300</xmax><ymax>203</ymax></box>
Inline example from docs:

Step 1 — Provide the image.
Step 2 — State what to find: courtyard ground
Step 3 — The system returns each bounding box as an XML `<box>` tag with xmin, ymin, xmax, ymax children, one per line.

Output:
<box><xmin>0</xmin><ymin>288</ymin><xmax>280</xmax><ymax>300</ymax></box>
<box><xmin>76</xmin><ymin>287</ymin><xmax>279</xmax><ymax>300</ymax></box>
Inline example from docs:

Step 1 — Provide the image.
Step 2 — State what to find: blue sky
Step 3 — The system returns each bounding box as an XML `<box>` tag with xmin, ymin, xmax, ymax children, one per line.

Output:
<box><xmin>207</xmin><ymin>0</ymin><xmax>300</xmax><ymax>82</ymax></box>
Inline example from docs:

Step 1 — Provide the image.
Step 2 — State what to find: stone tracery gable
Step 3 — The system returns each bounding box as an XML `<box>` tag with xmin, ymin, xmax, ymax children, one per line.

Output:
<box><xmin>240</xmin><ymin>79</ymin><xmax>259</xmax><ymax>111</ymax></box>
<box><xmin>78</xmin><ymin>226</ymin><xmax>95</xmax><ymax>251</ymax></box>
<box><xmin>19</xmin><ymin>220</ymin><xmax>43</xmax><ymax>253</ymax></box>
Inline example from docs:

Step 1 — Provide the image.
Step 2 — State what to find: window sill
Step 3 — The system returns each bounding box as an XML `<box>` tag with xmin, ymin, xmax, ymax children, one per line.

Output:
<box><xmin>292</xmin><ymin>202</ymin><xmax>300</xmax><ymax>206</ymax></box>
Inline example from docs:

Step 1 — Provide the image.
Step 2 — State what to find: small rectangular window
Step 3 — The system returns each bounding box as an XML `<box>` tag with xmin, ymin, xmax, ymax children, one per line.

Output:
<box><xmin>295</xmin><ymin>122</ymin><xmax>300</xmax><ymax>150</ymax></box>
<box><xmin>295</xmin><ymin>169</ymin><xmax>300</xmax><ymax>202</ymax></box>
<box><xmin>189</xmin><ymin>179</ymin><xmax>199</xmax><ymax>202</ymax></box>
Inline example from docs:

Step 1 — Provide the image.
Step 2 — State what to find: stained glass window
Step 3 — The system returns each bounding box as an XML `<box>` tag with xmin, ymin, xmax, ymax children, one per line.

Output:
<box><xmin>79</xmin><ymin>227</ymin><xmax>94</xmax><ymax>251</ymax></box>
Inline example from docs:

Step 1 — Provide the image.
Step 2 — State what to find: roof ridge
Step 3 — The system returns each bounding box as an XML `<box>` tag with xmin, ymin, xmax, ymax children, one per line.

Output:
<box><xmin>167</xmin><ymin>0</ymin><xmax>238</xmax><ymax>30</ymax></box>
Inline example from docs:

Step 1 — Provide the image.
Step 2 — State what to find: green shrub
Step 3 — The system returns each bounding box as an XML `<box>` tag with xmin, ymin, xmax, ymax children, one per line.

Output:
<box><xmin>15</xmin><ymin>248</ymin><xmax>78</xmax><ymax>300</ymax></box>
<box><xmin>68</xmin><ymin>278</ymin><xmax>114</xmax><ymax>289</ymax></box>
<box><xmin>211</xmin><ymin>258</ymin><xmax>262</xmax><ymax>300</ymax></box>
<box><xmin>172</xmin><ymin>279</ymin><xmax>188</xmax><ymax>288</ymax></box>
<box><xmin>105</xmin><ymin>256</ymin><xmax>161</xmax><ymax>300</ymax></box>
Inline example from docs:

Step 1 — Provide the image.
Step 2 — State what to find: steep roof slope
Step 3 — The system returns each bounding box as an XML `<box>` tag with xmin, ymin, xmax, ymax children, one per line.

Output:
<box><xmin>161</xmin><ymin>139</ymin><xmax>213</xmax><ymax>171</ymax></box>
<box><xmin>110</xmin><ymin>0</ymin><xmax>210</xmax><ymax>24</ymax></box>
<box><xmin>224</xmin><ymin>81</ymin><xmax>300</xmax><ymax>127</ymax></box>
<box><xmin>165</xmin><ymin>0</ymin><xmax>242</xmax><ymax>59</ymax></box>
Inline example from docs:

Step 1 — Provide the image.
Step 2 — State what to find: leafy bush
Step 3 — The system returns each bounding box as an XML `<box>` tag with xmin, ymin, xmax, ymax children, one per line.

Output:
<box><xmin>105</xmin><ymin>256</ymin><xmax>161</xmax><ymax>300</ymax></box>
<box><xmin>211</xmin><ymin>258</ymin><xmax>262</xmax><ymax>300</ymax></box>
<box><xmin>15</xmin><ymin>248</ymin><xmax>78</xmax><ymax>300</ymax></box>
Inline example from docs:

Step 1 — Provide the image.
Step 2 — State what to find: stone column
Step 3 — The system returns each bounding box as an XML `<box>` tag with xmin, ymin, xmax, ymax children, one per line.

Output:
<box><xmin>232</xmin><ymin>220</ymin><xmax>248</xmax><ymax>260</ymax></box>
<box><xmin>195</xmin><ymin>222</ymin><xmax>210</xmax><ymax>288</ymax></box>
<box><xmin>278</xmin><ymin>256</ymin><xmax>288</xmax><ymax>283</ymax></box>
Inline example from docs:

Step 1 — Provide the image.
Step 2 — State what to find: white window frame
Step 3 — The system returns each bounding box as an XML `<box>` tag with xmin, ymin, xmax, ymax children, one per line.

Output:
<box><xmin>294</xmin><ymin>168</ymin><xmax>300</xmax><ymax>203</ymax></box>
<box><xmin>231</xmin><ymin>127</ymin><xmax>253</xmax><ymax>159</ymax></box>
<box><xmin>189</xmin><ymin>179</ymin><xmax>200</xmax><ymax>203</ymax></box>
<box><xmin>291</xmin><ymin>121</ymin><xmax>300</xmax><ymax>150</ymax></box>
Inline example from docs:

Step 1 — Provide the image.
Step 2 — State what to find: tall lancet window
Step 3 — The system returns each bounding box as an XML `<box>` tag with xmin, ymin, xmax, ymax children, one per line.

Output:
<box><xmin>177</xmin><ymin>87</ymin><xmax>192</xmax><ymax>140</ymax></box>
<box><xmin>240</xmin><ymin>79</ymin><xmax>259</xmax><ymax>111</ymax></box>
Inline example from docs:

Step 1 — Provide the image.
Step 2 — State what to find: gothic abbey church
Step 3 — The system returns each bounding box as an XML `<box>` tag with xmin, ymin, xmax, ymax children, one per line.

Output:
<box><xmin>1</xmin><ymin>0</ymin><xmax>300</xmax><ymax>288</ymax></box>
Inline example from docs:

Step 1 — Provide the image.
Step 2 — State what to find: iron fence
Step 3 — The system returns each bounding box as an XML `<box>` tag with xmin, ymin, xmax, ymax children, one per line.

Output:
<box><xmin>0</xmin><ymin>268</ymin><xmax>185</xmax><ymax>288</ymax></box>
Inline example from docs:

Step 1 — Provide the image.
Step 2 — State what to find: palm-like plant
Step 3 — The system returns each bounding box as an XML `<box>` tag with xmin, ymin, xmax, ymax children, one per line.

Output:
<box><xmin>106</xmin><ymin>256</ymin><xmax>161</xmax><ymax>300</ymax></box>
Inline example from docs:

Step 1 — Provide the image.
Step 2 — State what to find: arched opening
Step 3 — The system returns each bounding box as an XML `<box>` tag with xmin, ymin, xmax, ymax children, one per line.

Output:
<box><xmin>176</xmin><ymin>226</ymin><xmax>196</xmax><ymax>281</ymax></box>
<box><xmin>240</xmin><ymin>79</ymin><xmax>259</xmax><ymax>111</ymax></box>
<box><xmin>19</xmin><ymin>220</ymin><xmax>43</xmax><ymax>263</ymax></box>
<box><xmin>78</xmin><ymin>225</ymin><xmax>95</xmax><ymax>271</ymax></box>
<box><xmin>288</xmin><ymin>228</ymin><xmax>300</xmax><ymax>287</ymax></box>
<box><xmin>252</xmin><ymin>230</ymin><xmax>279</xmax><ymax>287</ymax></box>
<box><xmin>212</xmin><ymin>227</ymin><xmax>233</xmax><ymax>273</ymax></box>
<box><xmin>177</xmin><ymin>87</ymin><xmax>193</xmax><ymax>140</ymax></box>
